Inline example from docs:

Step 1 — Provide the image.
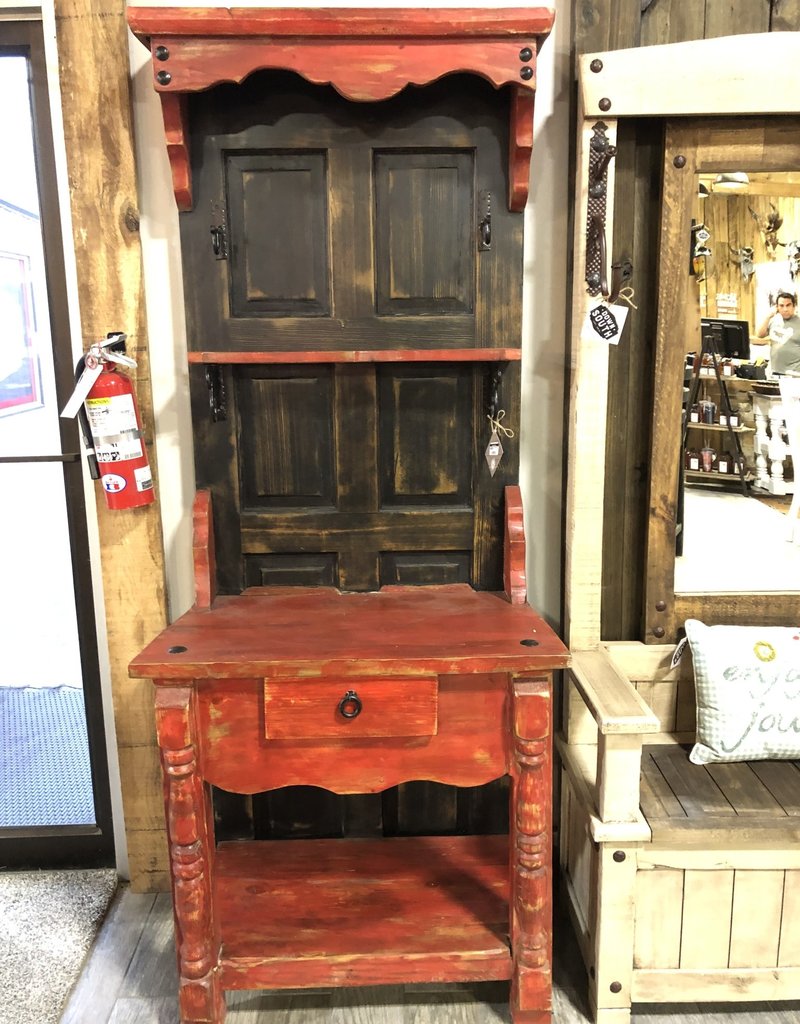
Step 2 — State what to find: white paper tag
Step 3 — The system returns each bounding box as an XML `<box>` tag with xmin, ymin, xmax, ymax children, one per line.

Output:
<box><xmin>485</xmin><ymin>430</ymin><xmax>503</xmax><ymax>477</ymax></box>
<box><xmin>581</xmin><ymin>301</ymin><xmax>630</xmax><ymax>346</ymax></box>
<box><xmin>61</xmin><ymin>362</ymin><xmax>102</xmax><ymax>419</ymax></box>
<box><xmin>670</xmin><ymin>636</ymin><xmax>688</xmax><ymax>669</ymax></box>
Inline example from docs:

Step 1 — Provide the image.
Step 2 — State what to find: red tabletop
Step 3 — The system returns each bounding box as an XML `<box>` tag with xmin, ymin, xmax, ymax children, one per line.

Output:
<box><xmin>129</xmin><ymin>584</ymin><xmax>569</xmax><ymax>681</ymax></box>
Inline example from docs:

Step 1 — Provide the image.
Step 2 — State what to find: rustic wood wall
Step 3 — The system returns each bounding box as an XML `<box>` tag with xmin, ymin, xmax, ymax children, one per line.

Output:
<box><xmin>54</xmin><ymin>0</ymin><xmax>169</xmax><ymax>889</ymax></box>
<box><xmin>698</xmin><ymin>190</ymin><xmax>800</xmax><ymax>323</ymax></box>
<box><xmin>572</xmin><ymin>0</ymin><xmax>800</xmax><ymax>640</ymax></box>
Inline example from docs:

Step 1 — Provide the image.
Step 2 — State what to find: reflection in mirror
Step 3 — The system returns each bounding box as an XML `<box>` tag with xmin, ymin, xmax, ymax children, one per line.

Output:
<box><xmin>676</xmin><ymin>172</ymin><xmax>800</xmax><ymax>594</ymax></box>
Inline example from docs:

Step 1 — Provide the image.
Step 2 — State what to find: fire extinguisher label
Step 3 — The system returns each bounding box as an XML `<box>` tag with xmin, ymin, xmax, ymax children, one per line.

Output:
<box><xmin>102</xmin><ymin>474</ymin><xmax>127</xmax><ymax>494</ymax></box>
<box><xmin>134</xmin><ymin>466</ymin><xmax>153</xmax><ymax>492</ymax></box>
<box><xmin>86</xmin><ymin>394</ymin><xmax>144</xmax><ymax>461</ymax></box>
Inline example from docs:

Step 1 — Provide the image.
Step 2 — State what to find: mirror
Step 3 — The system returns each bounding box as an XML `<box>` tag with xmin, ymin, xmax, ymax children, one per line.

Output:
<box><xmin>645</xmin><ymin>117</ymin><xmax>800</xmax><ymax>641</ymax></box>
<box><xmin>677</xmin><ymin>170</ymin><xmax>800</xmax><ymax>595</ymax></box>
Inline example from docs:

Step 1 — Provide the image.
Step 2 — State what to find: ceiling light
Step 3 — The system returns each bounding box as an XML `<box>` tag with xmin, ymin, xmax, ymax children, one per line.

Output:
<box><xmin>713</xmin><ymin>172</ymin><xmax>750</xmax><ymax>193</ymax></box>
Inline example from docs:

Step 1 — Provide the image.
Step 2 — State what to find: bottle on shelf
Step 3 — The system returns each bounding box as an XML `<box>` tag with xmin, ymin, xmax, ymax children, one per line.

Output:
<box><xmin>700</xmin><ymin>446</ymin><xmax>716</xmax><ymax>472</ymax></box>
<box><xmin>685</xmin><ymin>447</ymin><xmax>701</xmax><ymax>471</ymax></box>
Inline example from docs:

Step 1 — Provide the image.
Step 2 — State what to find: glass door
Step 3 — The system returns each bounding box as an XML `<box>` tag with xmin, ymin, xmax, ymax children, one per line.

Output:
<box><xmin>0</xmin><ymin>21</ymin><xmax>114</xmax><ymax>866</ymax></box>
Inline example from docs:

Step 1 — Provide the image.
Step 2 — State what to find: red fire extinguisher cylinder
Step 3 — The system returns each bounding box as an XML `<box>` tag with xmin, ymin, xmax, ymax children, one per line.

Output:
<box><xmin>84</xmin><ymin>364</ymin><xmax>155</xmax><ymax>510</ymax></box>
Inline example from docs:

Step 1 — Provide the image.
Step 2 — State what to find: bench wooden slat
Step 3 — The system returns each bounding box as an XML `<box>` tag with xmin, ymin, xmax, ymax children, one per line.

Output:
<box><xmin>640</xmin><ymin>745</ymin><xmax>800</xmax><ymax>843</ymax></box>
<box><xmin>705</xmin><ymin>762</ymin><xmax>785</xmax><ymax>817</ymax></box>
<box><xmin>640</xmin><ymin>749</ymin><xmax>688</xmax><ymax>821</ymax></box>
<box><xmin>650</xmin><ymin>746</ymin><xmax>734</xmax><ymax>818</ymax></box>
<box><xmin>749</xmin><ymin>760</ymin><xmax>800</xmax><ymax>816</ymax></box>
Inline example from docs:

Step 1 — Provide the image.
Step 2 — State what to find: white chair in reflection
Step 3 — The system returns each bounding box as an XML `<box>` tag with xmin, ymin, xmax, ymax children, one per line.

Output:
<box><xmin>751</xmin><ymin>385</ymin><xmax>791</xmax><ymax>494</ymax></box>
<box><xmin>778</xmin><ymin>375</ymin><xmax>800</xmax><ymax>543</ymax></box>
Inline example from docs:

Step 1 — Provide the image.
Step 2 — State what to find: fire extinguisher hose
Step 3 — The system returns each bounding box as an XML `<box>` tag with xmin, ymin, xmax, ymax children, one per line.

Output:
<box><xmin>73</xmin><ymin>355</ymin><xmax>100</xmax><ymax>479</ymax></box>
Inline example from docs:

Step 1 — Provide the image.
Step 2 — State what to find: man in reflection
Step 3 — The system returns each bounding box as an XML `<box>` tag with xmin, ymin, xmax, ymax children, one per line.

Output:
<box><xmin>753</xmin><ymin>290</ymin><xmax>800</xmax><ymax>375</ymax></box>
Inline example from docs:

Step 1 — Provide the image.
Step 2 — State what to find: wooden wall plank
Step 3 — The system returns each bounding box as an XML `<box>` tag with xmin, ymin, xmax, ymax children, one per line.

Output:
<box><xmin>53</xmin><ymin>0</ymin><xmax>168</xmax><ymax>888</ymax></box>
<box><xmin>772</xmin><ymin>0</ymin><xmax>800</xmax><ymax>31</ymax></box>
<box><xmin>704</xmin><ymin>0</ymin><xmax>772</xmax><ymax>37</ymax></box>
<box><xmin>640</xmin><ymin>0</ymin><xmax>706</xmax><ymax>46</ymax></box>
<box><xmin>564</xmin><ymin>108</ymin><xmax>618</xmax><ymax>649</ymax></box>
<box><xmin>572</xmin><ymin>0</ymin><xmax>641</xmax><ymax>53</ymax></box>
<box><xmin>601</xmin><ymin>120</ymin><xmax>661</xmax><ymax>640</ymax></box>
<box><xmin>643</xmin><ymin>122</ymin><xmax>700</xmax><ymax>644</ymax></box>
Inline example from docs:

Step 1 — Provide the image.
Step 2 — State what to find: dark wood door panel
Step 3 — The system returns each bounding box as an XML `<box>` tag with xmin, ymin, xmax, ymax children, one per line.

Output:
<box><xmin>226</xmin><ymin>151</ymin><xmax>330</xmax><ymax>318</ymax></box>
<box><xmin>237</xmin><ymin>366</ymin><xmax>335</xmax><ymax>508</ymax></box>
<box><xmin>182</xmin><ymin>72</ymin><xmax>519</xmax><ymax>352</ymax></box>
<box><xmin>241</xmin><ymin>507</ymin><xmax>474</xmax><ymax>592</ymax></box>
<box><xmin>240</xmin><ymin>509</ymin><xmax>474</xmax><ymax>549</ymax></box>
<box><xmin>196</xmin><ymin>361</ymin><xmax>512</xmax><ymax>593</ymax></box>
<box><xmin>378</xmin><ymin>364</ymin><xmax>473</xmax><ymax>507</ymax></box>
<box><xmin>374</xmin><ymin>150</ymin><xmax>474</xmax><ymax>316</ymax></box>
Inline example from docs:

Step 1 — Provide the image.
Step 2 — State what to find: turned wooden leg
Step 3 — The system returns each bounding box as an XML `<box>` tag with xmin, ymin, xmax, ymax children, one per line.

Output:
<box><xmin>156</xmin><ymin>685</ymin><xmax>225</xmax><ymax>1024</ymax></box>
<box><xmin>509</xmin><ymin>676</ymin><xmax>552</xmax><ymax>1024</ymax></box>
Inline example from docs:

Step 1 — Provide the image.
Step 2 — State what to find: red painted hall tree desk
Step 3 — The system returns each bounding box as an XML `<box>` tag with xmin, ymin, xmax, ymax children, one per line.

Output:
<box><xmin>130</xmin><ymin>583</ymin><xmax>568</xmax><ymax>1024</ymax></box>
<box><xmin>127</xmin><ymin>8</ymin><xmax>563</xmax><ymax>1022</ymax></box>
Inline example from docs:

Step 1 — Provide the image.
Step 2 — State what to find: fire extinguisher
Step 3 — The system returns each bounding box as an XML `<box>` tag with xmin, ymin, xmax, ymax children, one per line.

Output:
<box><xmin>61</xmin><ymin>333</ymin><xmax>155</xmax><ymax>510</ymax></box>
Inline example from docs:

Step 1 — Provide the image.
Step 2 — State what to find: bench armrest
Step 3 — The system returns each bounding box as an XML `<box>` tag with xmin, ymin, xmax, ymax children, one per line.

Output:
<box><xmin>566</xmin><ymin>649</ymin><xmax>659</xmax><ymax>826</ymax></box>
<box><xmin>570</xmin><ymin>649</ymin><xmax>659</xmax><ymax>735</ymax></box>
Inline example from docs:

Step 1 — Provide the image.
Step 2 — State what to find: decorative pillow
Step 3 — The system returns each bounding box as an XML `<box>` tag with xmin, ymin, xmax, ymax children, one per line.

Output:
<box><xmin>685</xmin><ymin>618</ymin><xmax>800</xmax><ymax>765</ymax></box>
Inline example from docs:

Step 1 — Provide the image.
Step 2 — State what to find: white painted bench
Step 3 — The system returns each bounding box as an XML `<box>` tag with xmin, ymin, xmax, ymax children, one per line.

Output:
<box><xmin>557</xmin><ymin>642</ymin><xmax>800</xmax><ymax>1023</ymax></box>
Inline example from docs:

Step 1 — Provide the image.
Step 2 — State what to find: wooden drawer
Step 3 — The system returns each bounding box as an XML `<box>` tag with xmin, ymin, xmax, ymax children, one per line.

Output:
<box><xmin>264</xmin><ymin>676</ymin><xmax>438</xmax><ymax>740</ymax></box>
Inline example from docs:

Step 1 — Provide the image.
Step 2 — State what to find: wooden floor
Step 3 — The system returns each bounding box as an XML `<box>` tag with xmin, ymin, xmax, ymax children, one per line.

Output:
<box><xmin>61</xmin><ymin>887</ymin><xmax>800</xmax><ymax>1024</ymax></box>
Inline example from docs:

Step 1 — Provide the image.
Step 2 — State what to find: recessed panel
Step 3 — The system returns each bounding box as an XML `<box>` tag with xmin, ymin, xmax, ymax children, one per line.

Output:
<box><xmin>380</xmin><ymin>552</ymin><xmax>471</xmax><ymax>587</ymax></box>
<box><xmin>244</xmin><ymin>553</ymin><xmax>338</xmax><ymax>589</ymax></box>
<box><xmin>226</xmin><ymin>151</ymin><xmax>330</xmax><ymax>317</ymax></box>
<box><xmin>374</xmin><ymin>150</ymin><xmax>474</xmax><ymax>316</ymax></box>
<box><xmin>379</xmin><ymin>365</ymin><xmax>473</xmax><ymax>506</ymax></box>
<box><xmin>237</xmin><ymin>368</ymin><xmax>334</xmax><ymax>507</ymax></box>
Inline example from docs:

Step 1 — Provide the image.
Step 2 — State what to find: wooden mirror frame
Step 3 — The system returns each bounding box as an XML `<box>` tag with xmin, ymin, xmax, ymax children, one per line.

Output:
<box><xmin>645</xmin><ymin>118</ymin><xmax>800</xmax><ymax>643</ymax></box>
<box><xmin>565</xmin><ymin>33</ymin><xmax>800</xmax><ymax>651</ymax></box>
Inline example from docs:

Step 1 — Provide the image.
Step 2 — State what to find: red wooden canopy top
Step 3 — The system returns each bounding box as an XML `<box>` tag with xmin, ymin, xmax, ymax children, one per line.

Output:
<box><xmin>127</xmin><ymin>6</ymin><xmax>555</xmax><ymax>210</ymax></box>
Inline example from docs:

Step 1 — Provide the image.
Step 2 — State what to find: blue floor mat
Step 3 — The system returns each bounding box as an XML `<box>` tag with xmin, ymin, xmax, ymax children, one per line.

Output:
<box><xmin>0</xmin><ymin>687</ymin><xmax>95</xmax><ymax>827</ymax></box>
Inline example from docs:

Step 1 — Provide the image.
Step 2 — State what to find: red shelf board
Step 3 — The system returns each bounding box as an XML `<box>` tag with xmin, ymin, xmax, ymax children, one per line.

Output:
<box><xmin>216</xmin><ymin>834</ymin><xmax>512</xmax><ymax>990</ymax></box>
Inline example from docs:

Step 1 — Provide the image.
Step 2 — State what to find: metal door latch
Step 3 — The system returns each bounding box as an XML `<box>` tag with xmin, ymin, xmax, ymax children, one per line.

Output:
<box><xmin>210</xmin><ymin>202</ymin><xmax>228</xmax><ymax>260</ymax></box>
<box><xmin>478</xmin><ymin>190</ymin><xmax>492</xmax><ymax>251</ymax></box>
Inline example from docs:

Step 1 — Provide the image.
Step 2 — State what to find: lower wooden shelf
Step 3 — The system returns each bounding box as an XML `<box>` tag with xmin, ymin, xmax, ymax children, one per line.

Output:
<box><xmin>685</xmin><ymin>469</ymin><xmax>751</xmax><ymax>484</ymax></box>
<box><xmin>216</xmin><ymin>834</ymin><xmax>513</xmax><ymax>991</ymax></box>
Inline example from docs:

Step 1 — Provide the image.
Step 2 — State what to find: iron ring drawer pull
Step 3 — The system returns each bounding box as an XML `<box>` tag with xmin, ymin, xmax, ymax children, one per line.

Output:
<box><xmin>337</xmin><ymin>690</ymin><xmax>362</xmax><ymax>720</ymax></box>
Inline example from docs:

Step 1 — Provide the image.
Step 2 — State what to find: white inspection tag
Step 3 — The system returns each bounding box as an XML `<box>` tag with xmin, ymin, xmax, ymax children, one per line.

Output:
<box><xmin>670</xmin><ymin>636</ymin><xmax>688</xmax><ymax>669</ymax></box>
<box><xmin>581</xmin><ymin>301</ymin><xmax>629</xmax><ymax>346</ymax></box>
<box><xmin>61</xmin><ymin>362</ymin><xmax>102</xmax><ymax>419</ymax></box>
